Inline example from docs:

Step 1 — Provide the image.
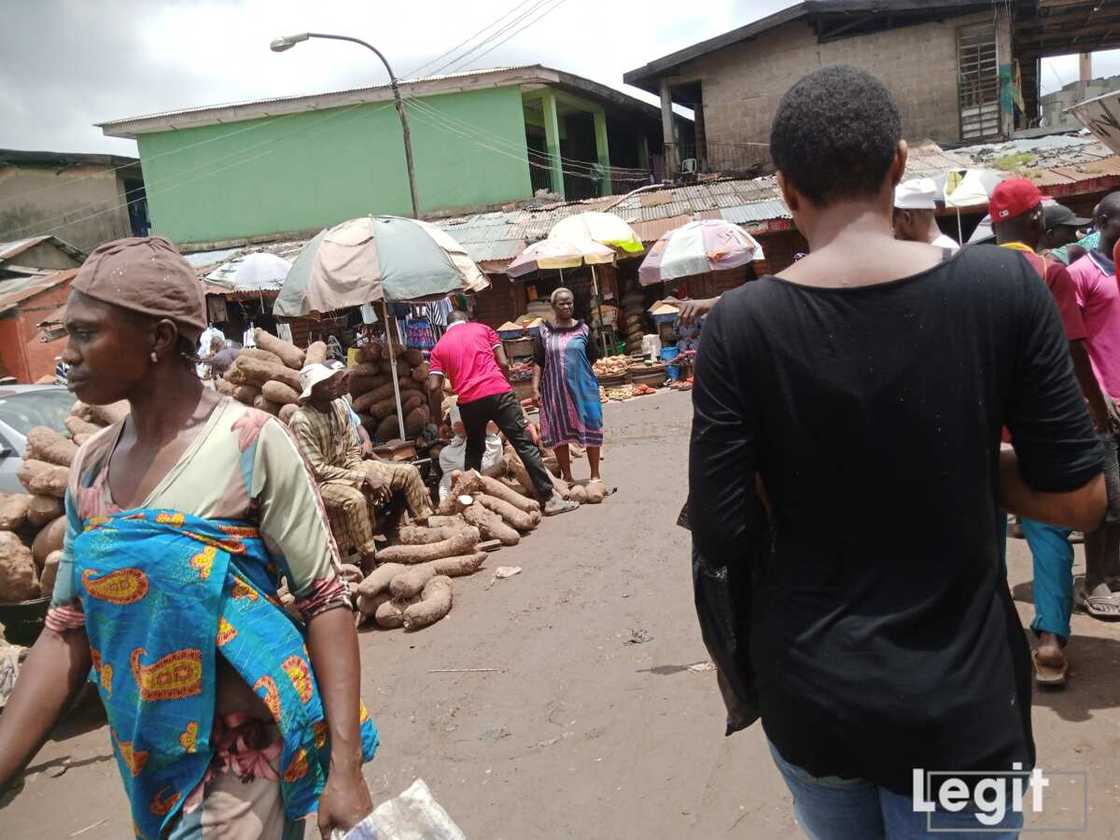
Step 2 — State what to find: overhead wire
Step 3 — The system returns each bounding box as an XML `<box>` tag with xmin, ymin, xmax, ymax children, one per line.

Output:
<box><xmin>421</xmin><ymin>0</ymin><xmax>566</xmax><ymax>78</ymax></box>
<box><xmin>402</xmin><ymin>0</ymin><xmax>541</xmax><ymax>79</ymax></box>
<box><xmin>447</xmin><ymin>0</ymin><xmax>571</xmax><ymax>74</ymax></box>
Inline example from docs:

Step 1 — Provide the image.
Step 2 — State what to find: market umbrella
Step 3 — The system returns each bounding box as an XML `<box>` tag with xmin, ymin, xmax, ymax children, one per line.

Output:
<box><xmin>505</xmin><ymin>237</ymin><xmax>614</xmax><ymax>277</ymax></box>
<box><xmin>275</xmin><ymin>215</ymin><xmax>490</xmax><ymax>438</ymax></box>
<box><xmin>943</xmin><ymin>168</ymin><xmax>1005</xmax><ymax>241</ymax></box>
<box><xmin>638</xmin><ymin>219</ymin><xmax>764</xmax><ymax>286</ymax></box>
<box><xmin>205</xmin><ymin>251</ymin><xmax>292</xmax><ymax>292</ymax></box>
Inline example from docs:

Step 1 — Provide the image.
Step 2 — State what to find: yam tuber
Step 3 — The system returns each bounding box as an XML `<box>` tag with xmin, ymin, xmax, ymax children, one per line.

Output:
<box><xmin>473</xmin><ymin>474</ymin><xmax>540</xmax><ymax>514</ymax></box>
<box><xmin>460</xmin><ymin>503</ymin><xmax>519</xmax><ymax>546</ymax></box>
<box><xmin>356</xmin><ymin>562</ymin><xmax>408</xmax><ymax>598</ymax></box>
<box><xmin>403</xmin><ymin>406</ymin><xmax>428</xmax><ymax>437</ymax></box>
<box><xmin>410</xmin><ymin>362</ymin><xmax>430</xmax><ymax>383</ymax></box>
<box><xmin>584</xmin><ymin>482</ymin><xmax>606</xmax><ymax>504</ymax></box>
<box><xmin>0</xmin><ymin>531</ymin><xmax>40</xmax><ymax>602</ymax></box>
<box><xmin>232</xmin><ymin>384</ymin><xmax>261</xmax><ymax>405</ymax></box>
<box><xmin>40</xmin><ymin>550</ymin><xmax>62</xmax><ymax>598</ymax></box>
<box><xmin>215</xmin><ymin>377</ymin><xmax>237</xmax><ymax>397</ymax></box>
<box><xmin>432</xmin><ymin>552</ymin><xmax>486</xmax><ymax>577</ymax></box>
<box><xmin>73</xmin><ymin>433</ymin><xmax>93</xmax><ymax>447</ymax></box>
<box><xmin>369</xmin><ymin>396</ymin><xmax>400</xmax><ymax>420</ymax></box>
<box><xmin>402</xmin><ymin>349</ymin><xmax>424</xmax><ymax>367</ymax></box>
<box><xmin>85</xmin><ymin>401</ymin><xmax>129</xmax><ymax>427</ymax></box>
<box><xmin>402</xmin><ymin>575</ymin><xmax>453</xmax><ymax>631</ymax></box>
<box><xmin>374</xmin><ymin>414</ymin><xmax>400</xmax><ymax>441</ymax></box>
<box><xmin>374</xmin><ymin>598</ymin><xmax>405</xmax><ymax>629</ymax></box>
<box><xmin>254</xmin><ymin>328</ymin><xmax>305</xmax><ymax>370</ymax></box>
<box><xmin>304</xmin><ymin>341</ymin><xmax>328</xmax><ymax>366</ymax></box>
<box><xmin>27</xmin><ymin>494</ymin><xmax>63</xmax><ymax>528</ymax></box>
<box><xmin>32</xmin><ymin>515</ymin><xmax>66</xmax><ymax>568</ymax></box>
<box><xmin>65</xmin><ymin>415</ymin><xmax>101</xmax><ymax>438</ymax></box>
<box><xmin>389</xmin><ymin>564</ymin><xmax>437</xmax><ymax>599</ymax></box>
<box><xmin>356</xmin><ymin>591</ymin><xmax>392</xmax><ymax>621</ymax></box>
<box><xmin>253</xmin><ymin>395</ymin><xmax>281</xmax><ymax>416</ymax></box>
<box><xmin>348</xmin><ymin>374</ymin><xmax>384</xmax><ymax>397</ymax></box>
<box><xmin>375</xmin><ymin>528</ymin><xmax>480</xmax><ymax>564</ymax></box>
<box><xmin>227</xmin><ymin>356</ymin><xmax>301</xmax><ymax>391</ymax></box>
<box><xmin>427</xmin><ymin>514</ymin><xmax>465</xmax><ymax>529</ymax></box>
<box><xmin>0</xmin><ymin>495</ymin><xmax>30</xmax><ymax>531</ymax></box>
<box><xmin>238</xmin><ymin>347</ymin><xmax>285</xmax><ymax>367</ymax></box>
<box><xmin>567</xmin><ymin>485</ymin><xmax>588</xmax><ymax>504</ymax></box>
<box><xmin>397</xmin><ymin>525</ymin><xmax>469</xmax><ymax>545</ymax></box>
<box><xmin>476</xmin><ymin>493</ymin><xmax>537</xmax><ymax>532</ymax></box>
<box><xmin>357</xmin><ymin>345</ymin><xmax>381</xmax><ymax>364</ymax></box>
<box><xmin>18</xmin><ymin>460</ymin><xmax>69</xmax><ymax>498</ymax></box>
<box><xmin>278</xmin><ymin>403</ymin><xmax>298</xmax><ymax>424</ymax></box>
<box><xmin>261</xmin><ymin>381</ymin><xmax>300</xmax><ymax>406</ymax></box>
<box><xmin>26</xmin><ymin>427</ymin><xmax>78</xmax><ymax>467</ymax></box>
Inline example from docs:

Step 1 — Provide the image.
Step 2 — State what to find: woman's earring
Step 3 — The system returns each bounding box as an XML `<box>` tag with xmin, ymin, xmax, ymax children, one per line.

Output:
<box><xmin>150</xmin><ymin>352</ymin><xmax>159</xmax><ymax>364</ymax></box>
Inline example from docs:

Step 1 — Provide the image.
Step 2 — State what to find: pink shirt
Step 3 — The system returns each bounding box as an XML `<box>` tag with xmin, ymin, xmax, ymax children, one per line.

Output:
<box><xmin>429</xmin><ymin>321</ymin><xmax>511</xmax><ymax>405</ymax></box>
<box><xmin>1069</xmin><ymin>252</ymin><xmax>1120</xmax><ymax>399</ymax></box>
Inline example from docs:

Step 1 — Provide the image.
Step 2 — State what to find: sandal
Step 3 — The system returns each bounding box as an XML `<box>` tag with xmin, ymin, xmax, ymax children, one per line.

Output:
<box><xmin>1075</xmin><ymin>581</ymin><xmax>1120</xmax><ymax>620</ymax></box>
<box><xmin>1032</xmin><ymin>650</ymin><xmax>1068</xmax><ymax>687</ymax></box>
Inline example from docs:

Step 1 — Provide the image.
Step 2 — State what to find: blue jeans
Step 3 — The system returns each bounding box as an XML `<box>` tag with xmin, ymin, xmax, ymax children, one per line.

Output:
<box><xmin>1020</xmin><ymin>518</ymin><xmax>1073</xmax><ymax>642</ymax></box>
<box><xmin>770</xmin><ymin>742</ymin><xmax>1022</xmax><ymax>839</ymax></box>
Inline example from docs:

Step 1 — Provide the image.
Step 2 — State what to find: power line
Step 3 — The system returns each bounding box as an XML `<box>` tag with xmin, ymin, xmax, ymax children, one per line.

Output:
<box><xmin>422</xmin><ymin>0</ymin><xmax>563</xmax><ymax>78</ymax></box>
<box><xmin>403</xmin><ymin>0</ymin><xmax>541</xmax><ymax>79</ymax></box>
<box><xmin>450</xmin><ymin>0</ymin><xmax>571</xmax><ymax>73</ymax></box>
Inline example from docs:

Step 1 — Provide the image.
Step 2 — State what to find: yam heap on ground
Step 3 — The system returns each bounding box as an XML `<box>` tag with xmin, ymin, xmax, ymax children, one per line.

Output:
<box><xmin>0</xmin><ymin>400</ymin><xmax>127</xmax><ymax>604</ymax></box>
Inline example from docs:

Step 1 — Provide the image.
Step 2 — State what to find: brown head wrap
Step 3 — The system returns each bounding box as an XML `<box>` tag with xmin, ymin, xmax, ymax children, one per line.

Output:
<box><xmin>72</xmin><ymin>236</ymin><xmax>206</xmax><ymax>339</ymax></box>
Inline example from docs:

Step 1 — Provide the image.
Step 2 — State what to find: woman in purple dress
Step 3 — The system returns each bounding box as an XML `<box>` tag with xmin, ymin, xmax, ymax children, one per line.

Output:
<box><xmin>532</xmin><ymin>287</ymin><xmax>604</xmax><ymax>482</ymax></box>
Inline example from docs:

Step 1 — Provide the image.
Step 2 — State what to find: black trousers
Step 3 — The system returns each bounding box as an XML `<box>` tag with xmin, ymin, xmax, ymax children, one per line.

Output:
<box><xmin>458</xmin><ymin>391</ymin><xmax>555</xmax><ymax>501</ymax></box>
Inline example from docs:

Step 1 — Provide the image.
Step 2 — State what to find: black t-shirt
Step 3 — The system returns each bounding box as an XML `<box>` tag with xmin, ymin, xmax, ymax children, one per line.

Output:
<box><xmin>689</xmin><ymin>244</ymin><xmax>1102</xmax><ymax>793</ymax></box>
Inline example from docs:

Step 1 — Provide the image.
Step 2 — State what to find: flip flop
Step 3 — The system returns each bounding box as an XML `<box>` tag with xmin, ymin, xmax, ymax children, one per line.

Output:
<box><xmin>1032</xmin><ymin>650</ymin><xmax>1068</xmax><ymax>687</ymax></box>
<box><xmin>1075</xmin><ymin>581</ymin><xmax>1120</xmax><ymax>620</ymax></box>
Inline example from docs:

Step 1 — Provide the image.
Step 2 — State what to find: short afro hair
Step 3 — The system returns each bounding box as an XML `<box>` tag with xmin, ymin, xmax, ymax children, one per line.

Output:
<box><xmin>770</xmin><ymin>65</ymin><xmax>902</xmax><ymax>208</ymax></box>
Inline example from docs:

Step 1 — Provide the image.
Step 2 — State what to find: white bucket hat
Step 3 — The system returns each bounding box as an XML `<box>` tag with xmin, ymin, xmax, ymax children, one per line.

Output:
<box><xmin>894</xmin><ymin>178</ymin><xmax>939</xmax><ymax>210</ymax></box>
<box><xmin>298</xmin><ymin>363</ymin><xmax>343</xmax><ymax>402</ymax></box>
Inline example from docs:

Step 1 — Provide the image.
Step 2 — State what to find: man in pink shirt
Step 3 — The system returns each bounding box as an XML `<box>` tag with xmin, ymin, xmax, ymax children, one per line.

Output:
<box><xmin>427</xmin><ymin>311</ymin><xmax>576</xmax><ymax>516</ymax></box>
<box><xmin>1068</xmin><ymin>192</ymin><xmax>1120</xmax><ymax>618</ymax></box>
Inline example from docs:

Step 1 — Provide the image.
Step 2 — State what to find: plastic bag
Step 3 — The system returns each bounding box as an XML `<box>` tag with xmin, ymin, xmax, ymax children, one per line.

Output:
<box><xmin>331</xmin><ymin>779</ymin><xmax>466</xmax><ymax>840</ymax></box>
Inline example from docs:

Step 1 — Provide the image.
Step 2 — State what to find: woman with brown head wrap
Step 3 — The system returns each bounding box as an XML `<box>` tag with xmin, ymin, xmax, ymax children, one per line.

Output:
<box><xmin>0</xmin><ymin>237</ymin><xmax>376</xmax><ymax>839</ymax></box>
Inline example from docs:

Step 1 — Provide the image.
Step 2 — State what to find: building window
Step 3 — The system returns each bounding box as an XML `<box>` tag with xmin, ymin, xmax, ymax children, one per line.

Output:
<box><xmin>957</xmin><ymin>23</ymin><xmax>1000</xmax><ymax>141</ymax></box>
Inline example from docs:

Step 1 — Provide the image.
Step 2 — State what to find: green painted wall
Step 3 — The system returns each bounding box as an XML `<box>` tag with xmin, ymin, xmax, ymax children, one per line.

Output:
<box><xmin>137</xmin><ymin>86</ymin><xmax>533</xmax><ymax>245</ymax></box>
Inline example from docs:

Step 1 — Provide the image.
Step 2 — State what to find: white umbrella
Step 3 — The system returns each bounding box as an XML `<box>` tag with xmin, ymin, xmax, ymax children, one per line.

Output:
<box><xmin>205</xmin><ymin>252</ymin><xmax>292</xmax><ymax>291</ymax></box>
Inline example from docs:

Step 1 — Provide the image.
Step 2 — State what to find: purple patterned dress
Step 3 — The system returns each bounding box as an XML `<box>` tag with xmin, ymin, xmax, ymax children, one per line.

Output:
<box><xmin>535</xmin><ymin>320</ymin><xmax>604</xmax><ymax>448</ymax></box>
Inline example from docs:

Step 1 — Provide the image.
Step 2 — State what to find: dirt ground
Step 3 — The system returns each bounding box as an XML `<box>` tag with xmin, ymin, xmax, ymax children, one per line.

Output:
<box><xmin>4</xmin><ymin>390</ymin><xmax>1120</xmax><ymax>838</ymax></box>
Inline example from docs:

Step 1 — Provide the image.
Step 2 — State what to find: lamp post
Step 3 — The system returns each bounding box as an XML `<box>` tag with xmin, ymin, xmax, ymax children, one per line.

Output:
<box><xmin>271</xmin><ymin>32</ymin><xmax>420</xmax><ymax>219</ymax></box>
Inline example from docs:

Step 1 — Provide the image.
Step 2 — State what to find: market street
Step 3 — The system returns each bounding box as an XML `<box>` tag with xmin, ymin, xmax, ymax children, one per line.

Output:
<box><xmin>3</xmin><ymin>390</ymin><xmax>1119</xmax><ymax>839</ymax></box>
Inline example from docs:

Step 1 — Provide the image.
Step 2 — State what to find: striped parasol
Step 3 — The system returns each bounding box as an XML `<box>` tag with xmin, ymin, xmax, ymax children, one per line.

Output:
<box><xmin>638</xmin><ymin>220</ymin><xmax>764</xmax><ymax>286</ymax></box>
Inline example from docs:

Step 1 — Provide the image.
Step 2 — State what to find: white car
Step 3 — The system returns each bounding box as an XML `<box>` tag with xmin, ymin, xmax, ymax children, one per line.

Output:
<box><xmin>0</xmin><ymin>385</ymin><xmax>76</xmax><ymax>493</ymax></box>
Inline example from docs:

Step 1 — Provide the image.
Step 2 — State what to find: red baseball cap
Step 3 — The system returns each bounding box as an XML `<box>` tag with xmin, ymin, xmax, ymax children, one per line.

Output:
<box><xmin>989</xmin><ymin>178</ymin><xmax>1046</xmax><ymax>222</ymax></box>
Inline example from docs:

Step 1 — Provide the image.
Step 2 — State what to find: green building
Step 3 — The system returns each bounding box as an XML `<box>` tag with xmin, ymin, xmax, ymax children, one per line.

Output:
<box><xmin>99</xmin><ymin>66</ymin><xmax>671</xmax><ymax>249</ymax></box>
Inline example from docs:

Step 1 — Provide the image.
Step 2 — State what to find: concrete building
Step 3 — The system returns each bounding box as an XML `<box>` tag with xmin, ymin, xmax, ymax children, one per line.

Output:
<box><xmin>0</xmin><ymin>149</ymin><xmax>148</xmax><ymax>252</ymax></box>
<box><xmin>99</xmin><ymin>66</ymin><xmax>673</xmax><ymax>249</ymax></box>
<box><xmin>0</xmin><ymin>268</ymin><xmax>77</xmax><ymax>383</ymax></box>
<box><xmin>624</xmin><ymin>1</ymin><xmax>1120</xmax><ymax>176</ymax></box>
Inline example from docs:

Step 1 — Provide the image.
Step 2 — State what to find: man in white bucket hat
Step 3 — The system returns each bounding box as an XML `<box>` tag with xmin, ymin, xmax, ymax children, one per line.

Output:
<box><xmin>289</xmin><ymin>363</ymin><xmax>433</xmax><ymax>569</ymax></box>
<box><xmin>893</xmin><ymin>177</ymin><xmax>959</xmax><ymax>251</ymax></box>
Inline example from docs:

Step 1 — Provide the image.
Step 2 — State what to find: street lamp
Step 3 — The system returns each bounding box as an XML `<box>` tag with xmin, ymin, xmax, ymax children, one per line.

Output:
<box><xmin>270</xmin><ymin>32</ymin><xmax>420</xmax><ymax>218</ymax></box>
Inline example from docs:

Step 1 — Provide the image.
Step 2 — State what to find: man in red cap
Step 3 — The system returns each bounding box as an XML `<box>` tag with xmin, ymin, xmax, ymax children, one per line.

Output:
<box><xmin>990</xmin><ymin>178</ymin><xmax>1113</xmax><ymax>685</ymax></box>
<box><xmin>1067</xmin><ymin>192</ymin><xmax>1120</xmax><ymax>622</ymax></box>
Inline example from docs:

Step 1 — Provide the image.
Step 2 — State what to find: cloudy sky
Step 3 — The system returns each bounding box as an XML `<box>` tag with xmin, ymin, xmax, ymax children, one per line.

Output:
<box><xmin>2</xmin><ymin>0</ymin><xmax>1117</xmax><ymax>156</ymax></box>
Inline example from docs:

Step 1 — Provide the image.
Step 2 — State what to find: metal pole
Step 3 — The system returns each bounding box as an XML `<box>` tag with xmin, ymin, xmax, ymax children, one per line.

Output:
<box><xmin>382</xmin><ymin>299</ymin><xmax>408</xmax><ymax>440</ymax></box>
<box><xmin>591</xmin><ymin>264</ymin><xmax>609</xmax><ymax>357</ymax></box>
<box><xmin>956</xmin><ymin>206</ymin><xmax>964</xmax><ymax>244</ymax></box>
<box><xmin>296</xmin><ymin>33</ymin><xmax>420</xmax><ymax>218</ymax></box>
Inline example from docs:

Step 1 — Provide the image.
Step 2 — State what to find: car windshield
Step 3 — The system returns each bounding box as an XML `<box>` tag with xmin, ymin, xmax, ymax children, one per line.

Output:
<box><xmin>0</xmin><ymin>390</ymin><xmax>75</xmax><ymax>437</ymax></box>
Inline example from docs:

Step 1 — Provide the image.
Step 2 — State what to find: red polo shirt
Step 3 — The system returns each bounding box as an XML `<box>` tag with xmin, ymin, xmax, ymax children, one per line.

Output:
<box><xmin>429</xmin><ymin>322</ymin><xmax>511</xmax><ymax>405</ymax></box>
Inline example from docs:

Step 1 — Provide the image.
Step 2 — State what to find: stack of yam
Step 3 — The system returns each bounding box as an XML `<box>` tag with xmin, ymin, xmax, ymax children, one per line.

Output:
<box><xmin>621</xmin><ymin>290</ymin><xmax>646</xmax><ymax>354</ymax></box>
<box><xmin>219</xmin><ymin>329</ymin><xmax>310</xmax><ymax>424</ymax></box>
<box><xmin>348</xmin><ymin>345</ymin><xmax>431</xmax><ymax>443</ymax></box>
<box><xmin>0</xmin><ymin>418</ymin><xmax>91</xmax><ymax>603</ymax></box>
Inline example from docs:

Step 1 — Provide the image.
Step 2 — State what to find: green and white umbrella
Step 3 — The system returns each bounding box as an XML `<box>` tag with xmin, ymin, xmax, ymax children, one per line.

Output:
<box><xmin>275</xmin><ymin>216</ymin><xmax>489</xmax><ymax>439</ymax></box>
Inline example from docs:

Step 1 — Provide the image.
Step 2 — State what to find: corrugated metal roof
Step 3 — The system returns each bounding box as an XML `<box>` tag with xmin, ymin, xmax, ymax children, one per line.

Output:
<box><xmin>720</xmin><ymin>200</ymin><xmax>793</xmax><ymax>225</ymax></box>
<box><xmin>0</xmin><ymin>269</ymin><xmax>76</xmax><ymax>315</ymax></box>
<box><xmin>0</xmin><ymin>236</ymin><xmax>86</xmax><ymax>265</ymax></box>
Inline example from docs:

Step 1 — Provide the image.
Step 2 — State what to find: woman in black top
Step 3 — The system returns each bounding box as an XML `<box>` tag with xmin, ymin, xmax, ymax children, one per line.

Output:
<box><xmin>689</xmin><ymin>66</ymin><xmax>1106</xmax><ymax>839</ymax></box>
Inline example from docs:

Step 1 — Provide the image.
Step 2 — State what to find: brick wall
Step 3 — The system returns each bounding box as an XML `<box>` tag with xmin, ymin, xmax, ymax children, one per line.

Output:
<box><xmin>676</xmin><ymin>11</ymin><xmax>1003</xmax><ymax>168</ymax></box>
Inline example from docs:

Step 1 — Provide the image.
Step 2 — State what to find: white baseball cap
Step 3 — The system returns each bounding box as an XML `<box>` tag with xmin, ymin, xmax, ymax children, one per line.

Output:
<box><xmin>894</xmin><ymin>178</ymin><xmax>940</xmax><ymax>210</ymax></box>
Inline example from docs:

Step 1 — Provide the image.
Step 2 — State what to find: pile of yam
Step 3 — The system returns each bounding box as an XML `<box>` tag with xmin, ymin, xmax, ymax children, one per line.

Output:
<box><xmin>354</xmin><ymin>523</ymin><xmax>485</xmax><ymax>630</ymax></box>
<box><xmin>0</xmin><ymin>416</ymin><xmax>92</xmax><ymax>603</ymax></box>
<box><xmin>215</xmin><ymin>328</ymin><xmax>313</xmax><ymax>424</ymax></box>
<box><xmin>348</xmin><ymin>343</ymin><xmax>432</xmax><ymax>443</ymax></box>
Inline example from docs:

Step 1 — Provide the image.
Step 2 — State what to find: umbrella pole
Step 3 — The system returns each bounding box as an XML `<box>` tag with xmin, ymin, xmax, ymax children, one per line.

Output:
<box><xmin>383</xmin><ymin>299</ymin><xmax>407</xmax><ymax>440</ymax></box>
<box><xmin>956</xmin><ymin>206</ymin><xmax>964</xmax><ymax>244</ymax></box>
<box><xmin>591</xmin><ymin>264</ymin><xmax>609</xmax><ymax>357</ymax></box>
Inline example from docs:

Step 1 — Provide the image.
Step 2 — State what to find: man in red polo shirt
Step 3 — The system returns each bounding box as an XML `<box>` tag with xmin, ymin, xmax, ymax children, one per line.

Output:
<box><xmin>991</xmin><ymin>178</ymin><xmax>1114</xmax><ymax>685</ymax></box>
<box><xmin>427</xmin><ymin>311</ymin><xmax>576</xmax><ymax>516</ymax></box>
